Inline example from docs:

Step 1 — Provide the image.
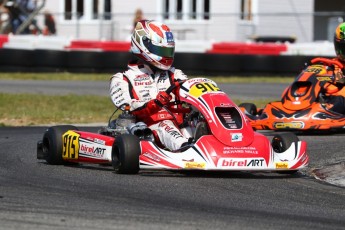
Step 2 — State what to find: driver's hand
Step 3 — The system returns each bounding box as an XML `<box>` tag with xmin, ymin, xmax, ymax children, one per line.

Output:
<box><xmin>156</xmin><ymin>91</ymin><xmax>172</xmax><ymax>106</ymax></box>
<box><xmin>334</xmin><ymin>70</ymin><xmax>345</xmax><ymax>84</ymax></box>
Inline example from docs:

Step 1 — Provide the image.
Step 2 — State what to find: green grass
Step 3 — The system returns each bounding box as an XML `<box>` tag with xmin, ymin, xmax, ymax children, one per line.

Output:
<box><xmin>0</xmin><ymin>93</ymin><xmax>115</xmax><ymax>126</ymax></box>
<box><xmin>203</xmin><ymin>76</ymin><xmax>294</xmax><ymax>83</ymax></box>
<box><xmin>0</xmin><ymin>73</ymin><xmax>283</xmax><ymax>126</ymax></box>
<box><xmin>0</xmin><ymin>72</ymin><xmax>295</xmax><ymax>83</ymax></box>
<box><xmin>0</xmin><ymin>72</ymin><xmax>111</xmax><ymax>81</ymax></box>
<box><xmin>0</xmin><ymin>92</ymin><xmax>273</xmax><ymax>126</ymax></box>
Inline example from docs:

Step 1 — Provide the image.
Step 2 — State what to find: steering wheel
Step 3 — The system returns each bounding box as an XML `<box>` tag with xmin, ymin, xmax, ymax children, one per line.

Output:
<box><xmin>154</xmin><ymin>80</ymin><xmax>185</xmax><ymax>108</ymax></box>
<box><xmin>154</xmin><ymin>80</ymin><xmax>190</xmax><ymax>125</ymax></box>
<box><xmin>311</xmin><ymin>57</ymin><xmax>344</xmax><ymax>69</ymax></box>
<box><xmin>165</xmin><ymin>80</ymin><xmax>185</xmax><ymax>95</ymax></box>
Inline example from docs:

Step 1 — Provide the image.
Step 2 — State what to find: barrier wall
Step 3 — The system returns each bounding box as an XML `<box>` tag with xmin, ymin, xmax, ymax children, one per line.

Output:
<box><xmin>0</xmin><ymin>48</ymin><xmax>329</xmax><ymax>75</ymax></box>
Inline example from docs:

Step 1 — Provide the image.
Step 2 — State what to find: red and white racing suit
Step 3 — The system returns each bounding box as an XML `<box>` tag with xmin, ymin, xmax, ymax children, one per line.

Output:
<box><xmin>109</xmin><ymin>61</ymin><xmax>191</xmax><ymax>150</ymax></box>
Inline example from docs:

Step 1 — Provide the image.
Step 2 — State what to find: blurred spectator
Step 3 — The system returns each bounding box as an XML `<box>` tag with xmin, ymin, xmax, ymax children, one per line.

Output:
<box><xmin>5</xmin><ymin>0</ymin><xmax>36</xmax><ymax>34</ymax></box>
<box><xmin>132</xmin><ymin>8</ymin><xmax>144</xmax><ymax>31</ymax></box>
<box><xmin>43</xmin><ymin>11</ymin><xmax>56</xmax><ymax>35</ymax></box>
<box><xmin>0</xmin><ymin>1</ymin><xmax>11</xmax><ymax>33</ymax></box>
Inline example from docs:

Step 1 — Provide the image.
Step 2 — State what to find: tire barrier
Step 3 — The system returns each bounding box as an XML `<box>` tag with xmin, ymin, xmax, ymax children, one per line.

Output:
<box><xmin>0</xmin><ymin>48</ymin><xmax>329</xmax><ymax>75</ymax></box>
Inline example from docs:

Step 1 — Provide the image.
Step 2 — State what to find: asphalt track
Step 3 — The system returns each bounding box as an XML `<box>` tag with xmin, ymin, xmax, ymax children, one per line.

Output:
<box><xmin>0</xmin><ymin>80</ymin><xmax>345</xmax><ymax>230</ymax></box>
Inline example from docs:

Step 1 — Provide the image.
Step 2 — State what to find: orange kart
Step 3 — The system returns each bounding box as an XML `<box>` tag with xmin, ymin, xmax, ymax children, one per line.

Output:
<box><xmin>239</xmin><ymin>57</ymin><xmax>345</xmax><ymax>132</ymax></box>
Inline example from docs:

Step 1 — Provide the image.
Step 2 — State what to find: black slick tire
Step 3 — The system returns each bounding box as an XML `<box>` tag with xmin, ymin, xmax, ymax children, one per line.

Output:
<box><xmin>42</xmin><ymin>125</ymin><xmax>78</xmax><ymax>165</ymax></box>
<box><xmin>112</xmin><ymin>134</ymin><xmax>140</xmax><ymax>174</ymax></box>
<box><xmin>271</xmin><ymin>132</ymin><xmax>299</xmax><ymax>174</ymax></box>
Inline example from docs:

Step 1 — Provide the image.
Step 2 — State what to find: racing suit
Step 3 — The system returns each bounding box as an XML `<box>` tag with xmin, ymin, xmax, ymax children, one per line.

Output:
<box><xmin>319</xmin><ymin>58</ymin><xmax>345</xmax><ymax>114</ymax></box>
<box><xmin>109</xmin><ymin>60</ymin><xmax>191</xmax><ymax>151</ymax></box>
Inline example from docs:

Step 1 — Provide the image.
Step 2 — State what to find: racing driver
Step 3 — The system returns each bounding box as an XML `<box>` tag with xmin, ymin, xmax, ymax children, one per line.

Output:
<box><xmin>109</xmin><ymin>20</ymin><xmax>192</xmax><ymax>151</ymax></box>
<box><xmin>314</xmin><ymin>22</ymin><xmax>345</xmax><ymax>113</ymax></box>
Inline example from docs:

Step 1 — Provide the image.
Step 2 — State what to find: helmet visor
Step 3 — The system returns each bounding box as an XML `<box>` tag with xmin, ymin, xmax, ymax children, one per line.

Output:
<box><xmin>335</xmin><ymin>39</ymin><xmax>345</xmax><ymax>59</ymax></box>
<box><xmin>143</xmin><ymin>38</ymin><xmax>175</xmax><ymax>58</ymax></box>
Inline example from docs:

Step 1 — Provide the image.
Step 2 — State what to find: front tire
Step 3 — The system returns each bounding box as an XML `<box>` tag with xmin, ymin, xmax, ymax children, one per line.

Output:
<box><xmin>271</xmin><ymin>132</ymin><xmax>299</xmax><ymax>153</ymax></box>
<box><xmin>42</xmin><ymin>125</ymin><xmax>78</xmax><ymax>165</ymax></box>
<box><xmin>271</xmin><ymin>132</ymin><xmax>299</xmax><ymax>174</ymax></box>
<box><xmin>239</xmin><ymin>103</ymin><xmax>257</xmax><ymax>116</ymax></box>
<box><xmin>112</xmin><ymin>134</ymin><xmax>140</xmax><ymax>174</ymax></box>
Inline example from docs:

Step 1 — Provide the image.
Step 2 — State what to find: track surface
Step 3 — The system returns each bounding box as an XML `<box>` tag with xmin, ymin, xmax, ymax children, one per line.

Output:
<box><xmin>0</xmin><ymin>80</ymin><xmax>345</xmax><ymax>229</ymax></box>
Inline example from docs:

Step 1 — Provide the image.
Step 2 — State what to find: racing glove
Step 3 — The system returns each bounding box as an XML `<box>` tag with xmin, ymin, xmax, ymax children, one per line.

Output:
<box><xmin>334</xmin><ymin>70</ymin><xmax>345</xmax><ymax>84</ymax></box>
<box><xmin>155</xmin><ymin>91</ymin><xmax>172</xmax><ymax>107</ymax></box>
<box><xmin>132</xmin><ymin>92</ymin><xmax>172</xmax><ymax>118</ymax></box>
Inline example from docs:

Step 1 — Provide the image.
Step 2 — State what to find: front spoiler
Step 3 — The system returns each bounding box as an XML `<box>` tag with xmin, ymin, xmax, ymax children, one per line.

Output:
<box><xmin>139</xmin><ymin>138</ymin><xmax>309</xmax><ymax>172</ymax></box>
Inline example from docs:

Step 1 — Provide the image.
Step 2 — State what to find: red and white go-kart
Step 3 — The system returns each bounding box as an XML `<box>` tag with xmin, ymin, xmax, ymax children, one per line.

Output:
<box><xmin>37</xmin><ymin>78</ymin><xmax>309</xmax><ymax>174</ymax></box>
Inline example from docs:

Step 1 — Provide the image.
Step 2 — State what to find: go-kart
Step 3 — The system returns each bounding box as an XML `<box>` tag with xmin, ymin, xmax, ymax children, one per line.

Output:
<box><xmin>240</xmin><ymin>57</ymin><xmax>345</xmax><ymax>132</ymax></box>
<box><xmin>37</xmin><ymin>78</ymin><xmax>309</xmax><ymax>174</ymax></box>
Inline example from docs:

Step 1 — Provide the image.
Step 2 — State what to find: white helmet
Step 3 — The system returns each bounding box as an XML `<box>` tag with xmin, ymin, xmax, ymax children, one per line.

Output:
<box><xmin>131</xmin><ymin>20</ymin><xmax>175</xmax><ymax>70</ymax></box>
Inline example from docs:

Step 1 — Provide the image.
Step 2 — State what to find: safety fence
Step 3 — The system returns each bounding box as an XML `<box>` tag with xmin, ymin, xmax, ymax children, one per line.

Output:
<box><xmin>0</xmin><ymin>33</ymin><xmax>335</xmax><ymax>56</ymax></box>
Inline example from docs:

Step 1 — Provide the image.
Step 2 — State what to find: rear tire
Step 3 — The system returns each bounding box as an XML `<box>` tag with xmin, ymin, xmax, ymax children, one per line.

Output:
<box><xmin>112</xmin><ymin>134</ymin><xmax>140</xmax><ymax>174</ymax></box>
<box><xmin>42</xmin><ymin>125</ymin><xmax>78</xmax><ymax>165</ymax></box>
<box><xmin>271</xmin><ymin>132</ymin><xmax>299</xmax><ymax>153</ymax></box>
<box><xmin>239</xmin><ymin>103</ymin><xmax>257</xmax><ymax>116</ymax></box>
<box><xmin>271</xmin><ymin>132</ymin><xmax>299</xmax><ymax>174</ymax></box>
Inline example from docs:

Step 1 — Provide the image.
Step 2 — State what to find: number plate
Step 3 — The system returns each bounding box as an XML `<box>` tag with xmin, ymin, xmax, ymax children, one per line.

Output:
<box><xmin>189</xmin><ymin>82</ymin><xmax>220</xmax><ymax>98</ymax></box>
<box><xmin>62</xmin><ymin>130</ymin><xmax>80</xmax><ymax>160</ymax></box>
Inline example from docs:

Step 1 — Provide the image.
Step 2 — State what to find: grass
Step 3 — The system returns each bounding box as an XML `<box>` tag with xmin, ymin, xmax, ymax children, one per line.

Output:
<box><xmin>0</xmin><ymin>72</ymin><xmax>112</xmax><ymax>81</ymax></box>
<box><xmin>0</xmin><ymin>72</ymin><xmax>295</xmax><ymax>83</ymax></box>
<box><xmin>0</xmin><ymin>93</ymin><xmax>115</xmax><ymax>126</ymax></box>
<box><xmin>0</xmin><ymin>72</ymin><xmax>282</xmax><ymax>126</ymax></box>
<box><xmin>201</xmin><ymin>76</ymin><xmax>294</xmax><ymax>84</ymax></box>
<box><xmin>0</xmin><ymin>92</ymin><xmax>273</xmax><ymax>126</ymax></box>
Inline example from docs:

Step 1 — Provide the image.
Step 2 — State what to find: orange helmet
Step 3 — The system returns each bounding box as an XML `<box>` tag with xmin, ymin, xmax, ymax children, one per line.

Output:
<box><xmin>334</xmin><ymin>22</ymin><xmax>345</xmax><ymax>61</ymax></box>
<box><xmin>130</xmin><ymin>20</ymin><xmax>175</xmax><ymax>70</ymax></box>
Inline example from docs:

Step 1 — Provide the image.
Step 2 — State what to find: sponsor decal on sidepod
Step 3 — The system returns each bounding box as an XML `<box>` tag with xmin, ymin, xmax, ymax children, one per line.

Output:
<box><xmin>79</xmin><ymin>142</ymin><xmax>106</xmax><ymax>158</ymax></box>
<box><xmin>218</xmin><ymin>158</ymin><xmax>265</xmax><ymax>168</ymax></box>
